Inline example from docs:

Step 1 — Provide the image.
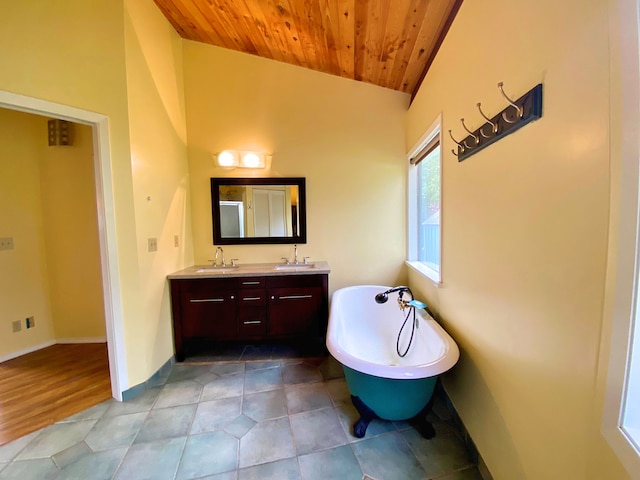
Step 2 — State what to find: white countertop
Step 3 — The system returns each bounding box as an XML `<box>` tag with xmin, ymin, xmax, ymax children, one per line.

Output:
<box><xmin>167</xmin><ymin>261</ymin><xmax>331</xmax><ymax>279</ymax></box>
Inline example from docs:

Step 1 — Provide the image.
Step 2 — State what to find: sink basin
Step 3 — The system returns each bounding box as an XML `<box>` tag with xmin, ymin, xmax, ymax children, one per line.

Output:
<box><xmin>274</xmin><ymin>264</ymin><xmax>315</xmax><ymax>270</ymax></box>
<box><xmin>195</xmin><ymin>267</ymin><xmax>239</xmax><ymax>274</ymax></box>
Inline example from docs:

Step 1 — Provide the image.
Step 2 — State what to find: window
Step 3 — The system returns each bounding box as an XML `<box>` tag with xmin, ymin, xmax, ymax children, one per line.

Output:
<box><xmin>407</xmin><ymin>116</ymin><xmax>442</xmax><ymax>284</ymax></box>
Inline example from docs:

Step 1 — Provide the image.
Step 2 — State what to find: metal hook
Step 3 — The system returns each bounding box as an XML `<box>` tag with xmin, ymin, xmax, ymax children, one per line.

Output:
<box><xmin>498</xmin><ymin>82</ymin><xmax>523</xmax><ymax>123</ymax></box>
<box><xmin>460</xmin><ymin>118</ymin><xmax>479</xmax><ymax>145</ymax></box>
<box><xmin>476</xmin><ymin>102</ymin><xmax>498</xmax><ymax>138</ymax></box>
<box><xmin>448</xmin><ymin>129</ymin><xmax>465</xmax><ymax>154</ymax></box>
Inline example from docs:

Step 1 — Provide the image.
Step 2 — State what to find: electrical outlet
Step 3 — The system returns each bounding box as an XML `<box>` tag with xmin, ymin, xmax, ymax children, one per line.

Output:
<box><xmin>26</xmin><ymin>316</ymin><xmax>35</xmax><ymax>329</ymax></box>
<box><xmin>12</xmin><ymin>320</ymin><xmax>21</xmax><ymax>333</ymax></box>
<box><xmin>174</xmin><ymin>235</ymin><xmax>180</xmax><ymax>248</ymax></box>
<box><xmin>0</xmin><ymin>237</ymin><xmax>14</xmax><ymax>250</ymax></box>
<box><xmin>148</xmin><ymin>237</ymin><xmax>158</xmax><ymax>252</ymax></box>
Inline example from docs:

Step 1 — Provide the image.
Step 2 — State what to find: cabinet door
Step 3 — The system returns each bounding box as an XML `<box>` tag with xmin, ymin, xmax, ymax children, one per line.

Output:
<box><xmin>180</xmin><ymin>285</ymin><xmax>237</xmax><ymax>339</ymax></box>
<box><xmin>268</xmin><ymin>287</ymin><xmax>323</xmax><ymax>337</ymax></box>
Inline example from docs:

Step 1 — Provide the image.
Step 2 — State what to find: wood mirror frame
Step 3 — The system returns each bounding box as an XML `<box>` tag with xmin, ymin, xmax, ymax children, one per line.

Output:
<box><xmin>210</xmin><ymin>177</ymin><xmax>307</xmax><ymax>245</ymax></box>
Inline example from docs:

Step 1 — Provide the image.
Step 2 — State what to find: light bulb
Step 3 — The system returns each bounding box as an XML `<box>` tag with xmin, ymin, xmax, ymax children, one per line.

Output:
<box><xmin>242</xmin><ymin>152</ymin><xmax>261</xmax><ymax>168</ymax></box>
<box><xmin>217</xmin><ymin>150</ymin><xmax>236</xmax><ymax>167</ymax></box>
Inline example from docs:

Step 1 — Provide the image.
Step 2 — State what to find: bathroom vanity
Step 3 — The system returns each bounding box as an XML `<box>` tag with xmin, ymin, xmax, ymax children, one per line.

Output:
<box><xmin>168</xmin><ymin>262</ymin><xmax>330</xmax><ymax>361</ymax></box>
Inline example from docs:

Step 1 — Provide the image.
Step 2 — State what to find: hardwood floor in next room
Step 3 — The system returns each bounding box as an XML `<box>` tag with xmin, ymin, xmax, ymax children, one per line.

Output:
<box><xmin>0</xmin><ymin>343</ymin><xmax>111</xmax><ymax>446</ymax></box>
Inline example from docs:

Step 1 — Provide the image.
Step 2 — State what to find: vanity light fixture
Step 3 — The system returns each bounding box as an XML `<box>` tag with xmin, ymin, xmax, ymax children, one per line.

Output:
<box><xmin>215</xmin><ymin>150</ymin><xmax>267</xmax><ymax>169</ymax></box>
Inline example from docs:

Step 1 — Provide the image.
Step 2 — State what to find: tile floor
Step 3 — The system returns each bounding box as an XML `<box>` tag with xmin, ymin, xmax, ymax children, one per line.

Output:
<box><xmin>0</xmin><ymin>347</ymin><xmax>482</xmax><ymax>480</ymax></box>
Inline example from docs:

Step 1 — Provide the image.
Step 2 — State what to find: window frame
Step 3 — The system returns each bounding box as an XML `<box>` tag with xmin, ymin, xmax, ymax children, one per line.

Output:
<box><xmin>602</xmin><ymin>0</ymin><xmax>640</xmax><ymax>473</ymax></box>
<box><xmin>407</xmin><ymin>115</ymin><xmax>443</xmax><ymax>285</ymax></box>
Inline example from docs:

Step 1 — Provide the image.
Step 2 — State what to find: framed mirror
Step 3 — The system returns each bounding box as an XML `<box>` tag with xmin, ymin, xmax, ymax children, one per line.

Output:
<box><xmin>211</xmin><ymin>177</ymin><xmax>306</xmax><ymax>245</ymax></box>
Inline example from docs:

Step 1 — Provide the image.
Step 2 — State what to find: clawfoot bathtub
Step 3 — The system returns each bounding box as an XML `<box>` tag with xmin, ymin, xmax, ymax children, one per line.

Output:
<box><xmin>326</xmin><ymin>285</ymin><xmax>459</xmax><ymax>437</ymax></box>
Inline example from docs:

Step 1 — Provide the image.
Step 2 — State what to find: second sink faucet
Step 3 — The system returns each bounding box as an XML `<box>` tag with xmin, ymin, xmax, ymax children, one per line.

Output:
<box><xmin>213</xmin><ymin>246</ymin><xmax>226</xmax><ymax>267</ymax></box>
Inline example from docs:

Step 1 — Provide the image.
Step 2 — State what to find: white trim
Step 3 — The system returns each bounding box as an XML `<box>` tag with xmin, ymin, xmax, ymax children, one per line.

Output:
<box><xmin>406</xmin><ymin>260</ymin><xmax>444</xmax><ymax>287</ymax></box>
<box><xmin>407</xmin><ymin>114</ymin><xmax>443</xmax><ymax>283</ymax></box>
<box><xmin>56</xmin><ymin>337</ymin><xmax>108</xmax><ymax>344</ymax></box>
<box><xmin>0</xmin><ymin>90</ymin><xmax>128</xmax><ymax>401</ymax></box>
<box><xmin>602</xmin><ymin>0</ymin><xmax>640</xmax><ymax>475</ymax></box>
<box><xmin>0</xmin><ymin>341</ymin><xmax>56</xmax><ymax>363</ymax></box>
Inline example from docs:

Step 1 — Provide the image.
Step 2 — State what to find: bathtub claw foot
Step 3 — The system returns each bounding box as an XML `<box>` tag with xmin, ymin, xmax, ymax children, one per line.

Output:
<box><xmin>411</xmin><ymin>416</ymin><xmax>436</xmax><ymax>439</ymax></box>
<box><xmin>351</xmin><ymin>395</ymin><xmax>379</xmax><ymax>438</ymax></box>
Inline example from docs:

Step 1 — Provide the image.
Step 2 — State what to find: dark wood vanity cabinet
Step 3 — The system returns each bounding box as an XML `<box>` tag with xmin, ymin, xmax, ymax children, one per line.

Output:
<box><xmin>170</xmin><ymin>274</ymin><xmax>328</xmax><ymax>361</ymax></box>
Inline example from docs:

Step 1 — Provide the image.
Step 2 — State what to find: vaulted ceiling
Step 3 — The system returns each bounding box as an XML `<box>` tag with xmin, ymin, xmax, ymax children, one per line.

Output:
<box><xmin>153</xmin><ymin>0</ymin><xmax>463</xmax><ymax>98</ymax></box>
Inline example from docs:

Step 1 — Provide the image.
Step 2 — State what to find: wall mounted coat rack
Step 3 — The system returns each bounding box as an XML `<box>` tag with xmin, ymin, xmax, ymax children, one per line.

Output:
<box><xmin>449</xmin><ymin>82</ymin><xmax>543</xmax><ymax>162</ymax></box>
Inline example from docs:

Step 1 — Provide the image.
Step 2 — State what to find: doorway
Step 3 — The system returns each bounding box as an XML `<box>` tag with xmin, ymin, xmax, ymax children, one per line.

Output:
<box><xmin>0</xmin><ymin>90</ymin><xmax>127</xmax><ymax>401</ymax></box>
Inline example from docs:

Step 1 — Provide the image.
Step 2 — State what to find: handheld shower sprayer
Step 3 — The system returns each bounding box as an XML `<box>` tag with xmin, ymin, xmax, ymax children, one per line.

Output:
<box><xmin>374</xmin><ymin>286</ymin><xmax>427</xmax><ymax>358</ymax></box>
<box><xmin>374</xmin><ymin>286</ymin><xmax>414</xmax><ymax>306</ymax></box>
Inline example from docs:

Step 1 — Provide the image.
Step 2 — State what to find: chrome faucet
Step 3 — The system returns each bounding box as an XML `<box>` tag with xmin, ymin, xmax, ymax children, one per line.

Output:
<box><xmin>213</xmin><ymin>247</ymin><xmax>226</xmax><ymax>267</ymax></box>
<box><xmin>293</xmin><ymin>244</ymin><xmax>299</xmax><ymax>264</ymax></box>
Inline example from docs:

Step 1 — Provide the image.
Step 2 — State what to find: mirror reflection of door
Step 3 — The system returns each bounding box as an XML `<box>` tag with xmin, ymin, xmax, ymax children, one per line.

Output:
<box><xmin>220</xmin><ymin>201</ymin><xmax>244</xmax><ymax>237</ymax></box>
<box><xmin>253</xmin><ymin>188</ymin><xmax>288</xmax><ymax>237</ymax></box>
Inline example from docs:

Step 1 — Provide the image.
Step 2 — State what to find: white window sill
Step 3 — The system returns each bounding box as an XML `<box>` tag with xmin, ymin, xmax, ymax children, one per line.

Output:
<box><xmin>406</xmin><ymin>261</ymin><xmax>443</xmax><ymax>287</ymax></box>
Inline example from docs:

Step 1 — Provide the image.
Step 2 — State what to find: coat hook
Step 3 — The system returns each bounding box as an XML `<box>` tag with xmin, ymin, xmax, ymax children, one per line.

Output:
<box><xmin>460</xmin><ymin>118</ymin><xmax>480</xmax><ymax>145</ymax></box>
<box><xmin>498</xmin><ymin>82</ymin><xmax>523</xmax><ymax>123</ymax></box>
<box><xmin>448</xmin><ymin>129</ymin><xmax>465</xmax><ymax>155</ymax></box>
<box><xmin>476</xmin><ymin>102</ymin><xmax>498</xmax><ymax>138</ymax></box>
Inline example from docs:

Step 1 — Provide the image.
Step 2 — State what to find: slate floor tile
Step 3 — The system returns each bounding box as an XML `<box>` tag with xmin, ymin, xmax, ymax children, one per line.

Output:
<box><xmin>289</xmin><ymin>408</ymin><xmax>348</xmax><ymax>455</ymax></box>
<box><xmin>238</xmin><ymin>457</ymin><xmax>301</xmax><ymax>480</ymax></box>
<box><xmin>400</xmin><ymin>427</ymin><xmax>473</xmax><ymax>478</ymax></box>
<box><xmin>285</xmin><ymin>382</ymin><xmax>332</xmax><ymax>415</ymax></box>
<box><xmin>191</xmin><ymin>397</ymin><xmax>242</xmax><ymax>434</ymax></box>
<box><xmin>176</xmin><ymin>431</ymin><xmax>238</xmax><ymax>480</ymax></box>
<box><xmin>210</xmin><ymin>362</ymin><xmax>245</xmax><ymax>377</ymax></box>
<box><xmin>243</xmin><ymin>389</ymin><xmax>288</xmax><ymax>422</ymax></box>
<box><xmin>55</xmin><ymin>446</ymin><xmax>127</xmax><ymax>480</ymax></box>
<box><xmin>351</xmin><ymin>431</ymin><xmax>427</xmax><ymax>480</ymax></box>
<box><xmin>114</xmin><ymin>436</ymin><xmax>186</xmax><ymax>480</ymax></box>
<box><xmin>238</xmin><ymin>417</ymin><xmax>296</xmax><ymax>468</ymax></box>
<box><xmin>154</xmin><ymin>380</ymin><xmax>203</xmax><ymax>408</ymax></box>
<box><xmin>281</xmin><ymin>363</ymin><xmax>323</xmax><ymax>385</ymax></box>
<box><xmin>85</xmin><ymin>412</ymin><xmax>147</xmax><ymax>451</ymax></box>
<box><xmin>244</xmin><ymin>367</ymin><xmax>283</xmax><ymax>394</ymax></box>
<box><xmin>15</xmin><ymin>419</ymin><xmax>98</xmax><ymax>460</ymax></box>
<box><xmin>134</xmin><ymin>404</ymin><xmax>196</xmax><ymax>444</ymax></box>
<box><xmin>0</xmin><ymin>458</ymin><xmax>59</xmax><ymax>480</ymax></box>
<box><xmin>201</xmin><ymin>374</ymin><xmax>244</xmax><ymax>401</ymax></box>
<box><xmin>298</xmin><ymin>445</ymin><xmax>363</xmax><ymax>480</ymax></box>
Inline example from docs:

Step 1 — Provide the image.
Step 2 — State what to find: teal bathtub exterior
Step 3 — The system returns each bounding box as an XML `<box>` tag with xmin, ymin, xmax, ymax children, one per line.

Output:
<box><xmin>343</xmin><ymin>365</ymin><xmax>437</xmax><ymax>420</ymax></box>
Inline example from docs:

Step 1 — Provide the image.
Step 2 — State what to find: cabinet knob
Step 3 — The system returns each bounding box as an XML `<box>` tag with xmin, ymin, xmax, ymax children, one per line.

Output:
<box><xmin>271</xmin><ymin>296</ymin><xmax>275</xmax><ymax>300</ymax></box>
<box><xmin>231</xmin><ymin>295</ymin><xmax>235</xmax><ymax>300</ymax></box>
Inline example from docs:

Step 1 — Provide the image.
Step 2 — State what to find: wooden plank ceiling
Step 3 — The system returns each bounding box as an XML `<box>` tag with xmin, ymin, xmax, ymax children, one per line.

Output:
<box><xmin>153</xmin><ymin>0</ymin><xmax>463</xmax><ymax>97</ymax></box>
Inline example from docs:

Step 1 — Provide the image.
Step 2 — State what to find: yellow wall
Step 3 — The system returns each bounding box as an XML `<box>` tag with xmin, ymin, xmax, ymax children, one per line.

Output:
<box><xmin>183</xmin><ymin>42</ymin><xmax>409</xmax><ymax>292</ymax></box>
<box><xmin>0</xmin><ymin>109</ymin><xmax>106</xmax><ymax>352</ymax></box>
<box><xmin>0</xmin><ymin>0</ymin><xmax>193</xmax><ymax>388</ymax></box>
<box><xmin>0</xmin><ymin>109</ymin><xmax>56</xmax><ymax>357</ymax></box>
<box><xmin>124</xmin><ymin>0</ymin><xmax>192</xmax><ymax>382</ymax></box>
<box><xmin>39</xmin><ymin>120</ymin><xmax>106</xmax><ymax>340</ymax></box>
<box><xmin>406</xmin><ymin>0</ymin><xmax>629</xmax><ymax>478</ymax></box>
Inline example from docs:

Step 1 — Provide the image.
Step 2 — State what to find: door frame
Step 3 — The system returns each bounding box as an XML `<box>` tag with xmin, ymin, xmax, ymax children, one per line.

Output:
<box><xmin>0</xmin><ymin>90</ymin><xmax>127</xmax><ymax>400</ymax></box>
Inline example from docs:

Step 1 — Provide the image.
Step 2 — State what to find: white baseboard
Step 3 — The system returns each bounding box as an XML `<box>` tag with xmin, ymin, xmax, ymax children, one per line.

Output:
<box><xmin>0</xmin><ymin>340</ymin><xmax>56</xmax><ymax>363</ymax></box>
<box><xmin>0</xmin><ymin>338</ymin><xmax>107</xmax><ymax>363</ymax></box>
<box><xmin>56</xmin><ymin>337</ymin><xmax>107</xmax><ymax>344</ymax></box>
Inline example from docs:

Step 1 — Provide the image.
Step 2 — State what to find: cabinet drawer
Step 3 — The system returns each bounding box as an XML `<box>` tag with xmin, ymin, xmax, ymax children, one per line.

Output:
<box><xmin>238</xmin><ymin>289</ymin><xmax>266</xmax><ymax>306</ymax></box>
<box><xmin>238</xmin><ymin>308</ymin><xmax>267</xmax><ymax>336</ymax></box>
<box><xmin>237</xmin><ymin>277</ymin><xmax>265</xmax><ymax>289</ymax></box>
<box><xmin>266</xmin><ymin>274</ymin><xmax>324</xmax><ymax>288</ymax></box>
